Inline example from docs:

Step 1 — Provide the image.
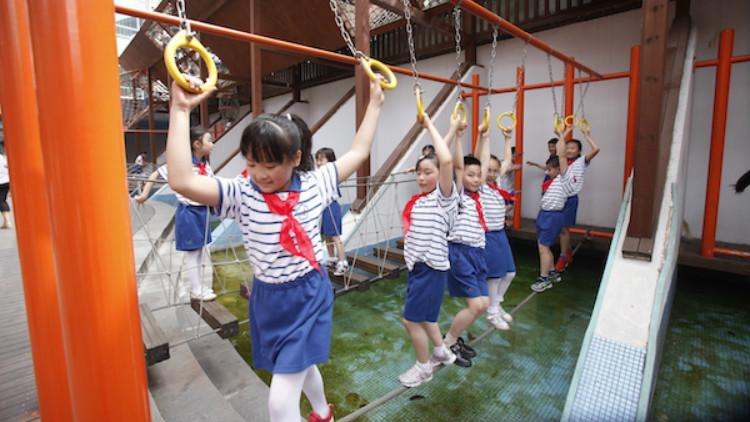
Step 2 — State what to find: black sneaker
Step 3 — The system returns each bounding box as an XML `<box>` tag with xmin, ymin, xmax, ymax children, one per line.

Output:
<box><xmin>456</xmin><ymin>337</ymin><xmax>477</xmax><ymax>358</ymax></box>
<box><xmin>449</xmin><ymin>343</ymin><xmax>472</xmax><ymax>367</ymax></box>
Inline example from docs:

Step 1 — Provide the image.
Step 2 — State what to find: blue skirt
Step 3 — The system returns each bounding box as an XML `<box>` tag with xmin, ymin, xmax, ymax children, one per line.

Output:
<box><xmin>447</xmin><ymin>242</ymin><xmax>488</xmax><ymax>298</ymax></box>
<box><xmin>175</xmin><ymin>204</ymin><xmax>212</xmax><ymax>251</ymax></box>
<box><xmin>249</xmin><ymin>268</ymin><xmax>334</xmax><ymax>374</ymax></box>
<box><xmin>562</xmin><ymin>195</ymin><xmax>579</xmax><ymax>228</ymax></box>
<box><xmin>485</xmin><ymin>230</ymin><xmax>516</xmax><ymax>278</ymax></box>
<box><xmin>536</xmin><ymin>210</ymin><xmax>564</xmax><ymax>247</ymax></box>
<box><xmin>404</xmin><ymin>262</ymin><xmax>448</xmax><ymax>323</ymax></box>
<box><xmin>321</xmin><ymin>201</ymin><xmax>343</xmax><ymax>237</ymax></box>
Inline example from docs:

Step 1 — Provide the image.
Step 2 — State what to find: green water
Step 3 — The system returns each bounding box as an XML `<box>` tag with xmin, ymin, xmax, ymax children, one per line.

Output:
<box><xmin>651</xmin><ymin>268</ymin><xmax>750</xmax><ymax>421</ymax></box>
<box><xmin>212</xmin><ymin>245</ymin><xmax>604</xmax><ymax>420</ymax></box>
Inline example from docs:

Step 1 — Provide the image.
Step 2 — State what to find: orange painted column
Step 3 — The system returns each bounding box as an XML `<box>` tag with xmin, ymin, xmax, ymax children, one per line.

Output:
<box><xmin>623</xmin><ymin>45</ymin><xmax>640</xmax><ymax>191</ymax></box>
<box><xmin>564</xmin><ymin>61</ymin><xmax>574</xmax><ymax>141</ymax></box>
<box><xmin>513</xmin><ymin>66</ymin><xmax>525</xmax><ymax>229</ymax></box>
<box><xmin>701</xmin><ymin>29</ymin><xmax>735</xmax><ymax>257</ymax></box>
<box><xmin>471</xmin><ymin>73</ymin><xmax>481</xmax><ymax>153</ymax></box>
<box><xmin>0</xmin><ymin>1</ymin><xmax>74</xmax><ymax>419</ymax></box>
<box><xmin>25</xmin><ymin>0</ymin><xmax>150</xmax><ymax>419</ymax></box>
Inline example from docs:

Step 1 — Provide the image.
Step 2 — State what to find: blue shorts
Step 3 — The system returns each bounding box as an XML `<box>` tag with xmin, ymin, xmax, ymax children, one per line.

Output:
<box><xmin>175</xmin><ymin>204</ymin><xmax>212</xmax><ymax>251</ymax></box>
<box><xmin>321</xmin><ymin>202</ymin><xmax>343</xmax><ymax>237</ymax></box>
<box><xmin>485</xmin><ymin>230</ymin><xmax>516</xmax><ymax>278</ymax></box>
<box><xmin>249</xmin><ymin>268</ymin><xmax>334</xmax><ymax>374</ymax></box>
<box><xmin>403</xmin><ymin>262</ymin><xmax>448</xmax><ymax>323</ymax></box>
<box><xmin>562</xmin><ymin>195</ymin><xmax>579</xmax><ymax>228</ymax></box>
<box><xmin>447</xmin><ymin>242</ymin><xmax>488</xmax><ymax>298</ymax></box>
<box><xmin>536</xmin><ymin>210</ymin><xmax>564</xmax><ymax>247</ymax></box>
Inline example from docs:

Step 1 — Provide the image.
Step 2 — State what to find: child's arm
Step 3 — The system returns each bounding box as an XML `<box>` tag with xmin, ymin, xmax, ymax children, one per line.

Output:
<box><xmin>165</xmin><ymin>80</ymin><xmax>219</xmax><ymax>206</ymax></box>
<box><xmin>135</xmin><ymin>170</ymin><xmax>160</xmax><ymax>204</ymax></box>
<box><xmin>452</xmin><ymin>122</ymin><xmax>466</xmax><ymax>186</ymax></box>
<box><xmin>478</xmin><ymin>123</ymin><xmax>491</xmax><ymax>183</ymax></box>
<box><xmin>335</xmin><ymin>79</ymin><xmax>385</xmax><ymax>182</ymax></box>
<box><xmin>526</xmin><ymin>161</ymin><xmax>546</xmax><ymax>170</ymax></box>
<box><xmin>557</xmin><ymin>127</ymin><xmax>572</xmax><ymax>175</ymax></box>
<box><xmin>421</xmin><ymin>114</ymin><xmax>456</xmax><ymax>197</ymax></box>
<box><xmin>498</xmin><ymin>128</ymin><xmax>514</xmax><ymax>178</ymax></box>
<box><xmin>582</xmin><ymin>127</ymin><xmax>600</xmax><ymax>163</ymax></box>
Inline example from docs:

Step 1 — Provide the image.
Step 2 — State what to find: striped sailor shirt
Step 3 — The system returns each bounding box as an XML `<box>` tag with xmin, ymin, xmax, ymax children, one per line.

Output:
<box><xmin>404</xmin><ymin>184</ymin><xmax>459</xmax><ymax>271</ymax></box>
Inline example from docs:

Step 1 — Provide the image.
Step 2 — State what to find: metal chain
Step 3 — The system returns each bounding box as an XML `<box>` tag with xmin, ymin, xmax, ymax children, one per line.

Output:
<box><xmin>512</xmin><ymin>40</ymin><xmax>529</xmax><ymax>113</ymax></box>
<box><xmin>452</xmin><ymin>4</ymin><xmax>463</xmax><ymax>102</ymax></box>
<box><xmin>486</xmin><ymin>25</ymin><xmax>498</xmax><ymax>109</ymax></box>
<box><xmin>547</xmin><ymin>53</ymin><xmax>561</xmax><ymax>117</ymax></box>
<box><xmin>402</xmin><ymin>0</ymin><xmax>420</xmax><ymax>91</ymax></box>
<box><xmin>328</xmin><ymin>0</ymin><xmax>362</xmax><ymax>58</ymax></box>
<box><xmin>176</xmin><ymin>0</ymin><xmax>192</xmax><ymax>35</ymax></box>
<box><xmin>575</xmin><ymin>68</ymin><xmax>591</xmax><ymax>118</ymax></box>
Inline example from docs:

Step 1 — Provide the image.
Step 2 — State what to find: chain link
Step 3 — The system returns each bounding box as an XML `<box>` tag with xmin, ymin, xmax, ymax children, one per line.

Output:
<box><xmin>328</xmin><ymin>0</ymin><xmax>363</xmax><ymax>58</ymax></box>
<box><xmin>176</xmin><ymin>0</ymin><xmax>192</xmax><ymax>35</ymax></box>
<box><xmin>402</xmin><ymin>0</ymin><xmax>420</xmax><ymax>91</ymax></box>
<box><xmin>575</xmin><ymin>68</ymin><xmax>591</xmax><ymax>118</ymax></box>
<box><xmin>546</xmin><ymin>53</ymin><xmax>561</xmax><ymax>117</ymax></box>
<box><xmin>452</xmin><ymin>4</ymin><xmax>463</xmax><ymax>102</ymax></box>
<box><xmin>512</xmin><ymin>39</ymin><xmax>529</xmax><ymax>113</ymax></box>
<box><xmin>486</xmin><ymin>25</ymin><xmax>498</xmax><ymax>109</ymax></box>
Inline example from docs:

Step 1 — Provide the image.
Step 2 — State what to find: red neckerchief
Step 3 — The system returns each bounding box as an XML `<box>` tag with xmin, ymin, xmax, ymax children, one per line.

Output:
<box><xmin>466</xmin><ymin>191</ymin><xmax>489</xmax><ymax>232</ymax></box>
<box><xmin>401</xmin><ymin>191</ymin><xmax>431</xmax><ymax>237</ymax></box>
<box><xmin>241</xmin><ymin>168</ymin><xmax>249</xmax><ymax>178</ymax></box>
<box><xmin>542</xmin><ymin>178</ymin><xmax>554</xmax><ymax>194</ymax></box>
<box><xmin>261</xmin><ymin>191</ymin><xmax>320</xmax><ymax>271</ymax></box>
<box><xmin>487</xmin><ymin>182</ymin><xmax>515</xmax><ymax>203</ymax></box>
<box><xmin>197</xmin><ymin>162</ymin><xmax>208</xmax><ymax>176</ymax></box>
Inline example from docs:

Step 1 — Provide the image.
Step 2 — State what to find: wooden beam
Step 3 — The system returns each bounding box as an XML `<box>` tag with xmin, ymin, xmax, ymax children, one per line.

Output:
<box><xmin>371</xmin><ymin>0</ymin><xmax>455</xmax><ymax>37</ymax></box>
<box><xmin>292</xmin><ymin>64</ymin><xmax>302</xmax><ymax>103</ymax></box>
<box><xmin>625</xmin><ymin>0</ymin><xmax>669</xmax><ymax>249</ymax></box>
<box><xmin>353</xmin><ymin>0</ymin><xmax>371</xmax><ymax>210</ymax></box>
<box><xmin>311</xmin><ymin>86</ymin><xmax>356</xmax><ymax>134</ymax></box>
<box><xmin>250</xmin><ymin>0</ymin><xmax>263</xmax><ymax>117</ymax></box>
<box><xmin>463</xmin><ymin>5</ymin><xmax>477</xmax><ymax>65</ymax></box>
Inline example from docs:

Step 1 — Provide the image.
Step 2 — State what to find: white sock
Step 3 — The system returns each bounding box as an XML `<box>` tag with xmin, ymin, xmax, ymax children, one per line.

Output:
<box><xmin>269</xmin><ymin>371</ymin><xmax>306</xmax><ymax>422</ymax></box>
<box><xmin>498</xmin><ymin>272</ymin><xmax>516</xmax><ymax>311</ymax></box>
<box><xmin>433</xmin><ymin>344</ymin><xmax>450</xmax><ymax>358</ymax></box>
<box><xmin>302</xmin><ymin>366</ymin><xmax>329</xmax><ymax>418</ymax></box>
<box><xmin>184</xmin><ymin>249</ymin><xmax>203</xmax><ymax>294</ymax></box>
<box><xmin>487</xmin><ymin>278</ymin><xmax>502</xmax><ymax>315</ymax></box>
<box><xmin>416</xmin><ymin>360</ymin><xmax>432</xmax><ymax>372</ymax></box>
<box><xmin>444</xmin><ymin>332</ymin><xmax>458</xmax><ymax>347</ymax></box>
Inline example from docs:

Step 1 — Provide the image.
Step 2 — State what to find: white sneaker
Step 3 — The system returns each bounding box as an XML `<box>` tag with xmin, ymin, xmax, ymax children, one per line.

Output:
<box><xmin>190</xmin><ymin>289</ymin><xmax>217</xmax><ymax>301</ymax></box>
<box><xmin>333</xmin><ymin>261</ymin><xmax>349</xmax><ymax>276</ymax></box>
<box><xmin>398</xmin><ymin>363</ymin><xmax>433</xmax><ymax>388</ymax></box>
<box><xmin>430</xmin><ymin>348</ymin><xmax>457</xmax><ymax>367</ymax></box>
<box><xmin>497</xmin><ymin>305</ymin><xmax>513</xmax><ymax>323</ymax></box>
<box><xmin>487</xmin><ymin>314</ymin><xmax>511</xmax><ymax>330</ymax></box>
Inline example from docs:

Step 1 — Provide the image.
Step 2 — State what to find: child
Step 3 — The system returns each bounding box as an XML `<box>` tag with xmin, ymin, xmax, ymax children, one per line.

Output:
<box><xmin>443</xmin><ymin>123</ymin><xmax>491</xmax><ymax>364</ymax></box>
<box><xmin>421</xmin><ymin>144</ymin><xmax>436</xmax><ymax>156</ymax></box>
<box><xmin>479</xmin><ymin>129</ymin><xmax>516</xmax><ymax>331</ymax></box>
<box><xmin>555</xmin><ymin>127</ymin><xmax>600</xmax><ymax>272</ymax></box>
<box><xmin>498</xmin><ymin>146</ymin><xmax>520</xmax><ymax>216</ymax></box>
<box><xmin>135</xmin><ymin>126</ymin><xmax>216</xmax><ymax>301</ymax></box>
<box><xmin>531</xmin><ymin>128</ymin><xmax>574</xmax><ymax>293</ymax></box>
<box><xmin>0</xmin><ymin>147</ymin><xmax>11</xmax><ymax>229</ymax></box>
<box><xmin>315</xmin><ymin>147</ymin><xmax>348</xmax><ymax>276</ymax></box>
<box><xmin>526</xmin><ymin>138</ymin><xmax>558</xmax><ymax>173</ymax></box>
<box><xmin>399</xmin><ymin>114</ymin><xmax>469</xmax><ymax>388</ymax></box>
<box><xmin>164</xmin><ymin>78</ymin><xmax>384</xmax><ymax>422</ymax></box>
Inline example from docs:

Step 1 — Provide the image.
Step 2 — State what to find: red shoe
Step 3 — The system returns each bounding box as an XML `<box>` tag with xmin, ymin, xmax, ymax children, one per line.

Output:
<box><xmin>555</xmin><ymin>256</ymin><xmax>570</xmax><ymax>272</ymax></box>
<box><xmin>309</xmin><ymin>404</ymin><xmax>334</xmax><ymax>422</ymax></box>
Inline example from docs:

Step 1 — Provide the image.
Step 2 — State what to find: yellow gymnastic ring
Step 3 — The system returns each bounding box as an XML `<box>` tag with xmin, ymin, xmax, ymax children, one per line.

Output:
<box><xmin>482</xmin><ymin>107</ymin><xmax>491</xmax><ymax>128</ymax></box>
<box><xmin>578</xmin><ymin>117</ymin><xmax>591</xmax><ymax>132</ymax></box>
<box><xmin>164</xmin><ymin>30</ymin><xmax>218</xmax><ymax>94</ymax></box>
<box><xmin>497</xmin><ymin>111</ymin><xmax>517</xmax><ymax>131</ymax></box>
<box><xmin>452</xmin><ymin>101</ymin><xmax>467</xmax><ymax>124</ymax></box>
<box><xmin>415</xmin><ymin>86</ymin><xmax>424</xmax><ymax>122</ymax></box>
<box><xmin>361</xmin><ymin>57</ymin><xmax>397</xmax><ymax>90</ymax></box>
<box><xmin>554</xmin><ymin>114</ymin><xmax>566</xmax><ymax>132</ymax></box>
<box><xmin>564</xmin><ymin>114</ymin><xmax>579</xmax><ymax>128</ymax></box>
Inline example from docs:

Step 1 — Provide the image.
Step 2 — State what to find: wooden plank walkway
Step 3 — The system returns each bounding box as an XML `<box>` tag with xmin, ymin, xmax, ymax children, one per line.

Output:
<box><xmin>0</xmin><ymin>226</ymin><xmax>40</xmax><ymax>421</ymax></box>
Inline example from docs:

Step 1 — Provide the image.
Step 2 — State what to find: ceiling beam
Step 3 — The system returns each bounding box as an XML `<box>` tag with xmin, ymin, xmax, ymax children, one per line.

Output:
<box><xmin>370</xmin><ymin>0</ymin><xmax>455</xmax><ymax>37</ymax></box>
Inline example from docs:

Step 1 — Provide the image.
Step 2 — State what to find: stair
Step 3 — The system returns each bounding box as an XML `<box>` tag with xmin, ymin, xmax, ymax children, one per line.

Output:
<box><xmin>373</xmin><ymin>246</ymin><xmax>406</xmax><ymax>264</ymax></box>
<box><xmin>347</xmin><ymin>255</ymin><xmax>401</xmax><ymax>278</ymax></box>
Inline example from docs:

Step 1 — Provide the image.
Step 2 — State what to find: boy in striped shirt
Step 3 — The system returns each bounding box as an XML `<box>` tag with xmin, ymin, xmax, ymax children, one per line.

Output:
<box><xmin>531</xmin><ymin>129</ymin><xmax>575</xmax><ymax>293</ymax></box>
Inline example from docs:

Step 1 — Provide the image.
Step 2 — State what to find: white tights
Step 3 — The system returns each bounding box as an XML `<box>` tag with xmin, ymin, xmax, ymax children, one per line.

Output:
<box><xmin>183</xmin><ymin>248</ymin><xmax>209</xmax><ymax>294</ymax></box>
<box><xmin>487</xmin><ymin>272</ymin><xmax>516</xmax><ymax>315</ymax></box>
<box><xmin>268</xmin><ymin>365</ymin><xmax>329</xmax><ymax>422</ymax></box>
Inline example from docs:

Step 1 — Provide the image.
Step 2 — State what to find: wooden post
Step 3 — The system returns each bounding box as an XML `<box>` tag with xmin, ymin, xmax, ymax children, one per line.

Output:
<box><xmin>354</xmin><ymin>0</ymin><xmax>371</xmax><ymax>208</ymax></box>
<box><xmin>250</xmin><ymin>0</ymin><xmax>263</xmax><ymax>117</ymax></box>
<box><xmin>625</xmin><ymin>0</ymin><xmax>669</xmax><ymax>251</ymax></box>
<box><xmin>463</xmin><ymin>7</ymin><xmax>476</xmax><ymax>65</ymax></box>
<box><xmin>292</xmin><ymin>63</ymin><xmax>302</xmax><ymax>103</ymax></box>
<box><xmin>148</xmin><ymin>66</ymin><xmax>156</xmax><ymax>164</ymax></box>
<box><xmin>700</xmin><ymin>29</ymin><xmax>734</xmax><ymax>257</ymax></box>
<box><xmin>513</xmin><ymin>66</ymin><xmax>525</xmax><ymax>229</ymax></box>
<box><xmin>26</xmin><ymin>0</ymin><xmax>150</xmax><ymax>418</ymax></box>
<box><xmin>0</xmin><ymin>1</ymin><xmax>74</xmax><ymax>418</ymax></box>
<box><xmin>623</xmin><ymin>45</ymin><xmax>640</xmax><ymax>191</ymax></box>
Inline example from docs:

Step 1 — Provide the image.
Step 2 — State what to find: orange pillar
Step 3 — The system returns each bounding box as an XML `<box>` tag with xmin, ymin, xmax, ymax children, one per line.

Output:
<box><xmin>623</xmin><ymin>45</ymin><xmax>640</xmax><ymax>191</ymax></box>
<box><xmin>564</xmin><ymin>61</ymin><xmax>574</xmax><ymax>141</ymax></box>
<box><xmin>471</xmin><ymin>73</ymin><xmax>480</xmax><ymax>153</ymax></box>
<box><xmin>0</xmin><ymin>1</ymin><xmax>74</xmax><ymax>419</ymax></box>
<box><xmin>513</xmin><ymin>66</ymin><xmax>525</xmax><ymax>229</ymax></box>
<box><xmin>25</xmin><ymin>0</ymin><xmax>150</xmax><ymax>419</ymax></box>
<box><xmin>701</xmin><ymin>29</ymin><xmax>735</xmax><ymax>257</ymax></box>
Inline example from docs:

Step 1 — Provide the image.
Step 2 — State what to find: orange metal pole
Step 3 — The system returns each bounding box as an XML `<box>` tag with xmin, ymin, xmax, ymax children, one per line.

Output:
<box><xmin>114</xmin><ymin>5</ymin><xmax>489</xmax><ymax>92</ymax></box>
<box><xmin>450</xmin><ymin>0</ymin><xmax>602</xmax><ymax>78</ymax></box>
<box><xmin>513</xmin><ymin>66</ymin><xmax>525</xmax><ymax>230</ymax></box>
<box><xmin>26</xmin><ymin>0</ymin><xmax>150</xmax><ymax>419</ymax></box>
<box><xmin>569</xmin><ymin>227</ymin><xmax>614</xmax><ymax>240</ymax></box>
<box><xmin>624</xmin><ymin>45</ymin><xmax>640</xmax><ymax>191</ymax></box>
<box><xmin>471</xmin><ymin>73</ymin><xmax>480</xmax><ymax>154</ymax></box>
<box><xmin>462</xmin><ymin>70</ymin><xmax>631</xmax><ymax>98</ymax></box>
<box><xmin>694</xmin><ymin>54</ymin><xmax>750</xmax><ymax>68</ymax></box>
<box><xmin>0</xmin><ymin>1</ymin><xmax>74</xmax><ymax>419</ymax></box>
<box><xmin>564</xmin><ymin>61</ymin><xmax>574</xmax><ymax>141</ymax></box>
<box><xmin>714</xmin><ymin>247</ymin><xmax>750</xmax><ymax>260</ymax></box>
<box><xmin>701</xmin><ymin>29</ymin><xmax>734</xmax><ymax>257</ymax></box>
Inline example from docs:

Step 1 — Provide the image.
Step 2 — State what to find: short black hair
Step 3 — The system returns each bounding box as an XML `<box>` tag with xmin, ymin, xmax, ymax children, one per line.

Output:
<box><xmin>569</xmin><ymin>139</ymin><xmax>583</xmax><ymax>156</ymax></box>
<box><xmin>489</xmin><ymin>154</ymin><xmax>501</xmax><ymax>165</ymax></box>
<box><xmin>511</xmin><ymin>146</ymin><xmax>516</xmax><ymax>154</ymax></box>
<box><xmin>422</xmin><ymin>145</ymin><xmax>436</xmax><ymax>155</ymax></box>
<box><xmin>315</xmin><ymin>147</ymin><xmax>337</xmax><ymax>163</ymax></box>
<box><xmin>240</xmin><ymin>114</ymin><xmax>301</xmax><ymax>165</ymax></box>
<box><xmin>415</xmin><ymin>153</ymin><xmax>439</xmax><ymax>172</ymax></box>
<box><xmin>547</xmin><ymin>156</ymin><xmax>560</xmax><ymax>168</ymax></box>
<box><xmin>288</xmin><ymin>113</ymin><xmax>314</xmax><ymax>171</ymax></box>
<box><xmin>189</xmin><ymin>126</ymin><xmax>208</xmax><ymax>152</ymax></box>
<box><xmin>464</xmin><ymin>155</ymin><xmax>481</xmax><ymax>168</ymax></box>
<box><xmin>547</xmin><ymin>138</ymin><xmax>559</xmax><ymax>145</ymax></box>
